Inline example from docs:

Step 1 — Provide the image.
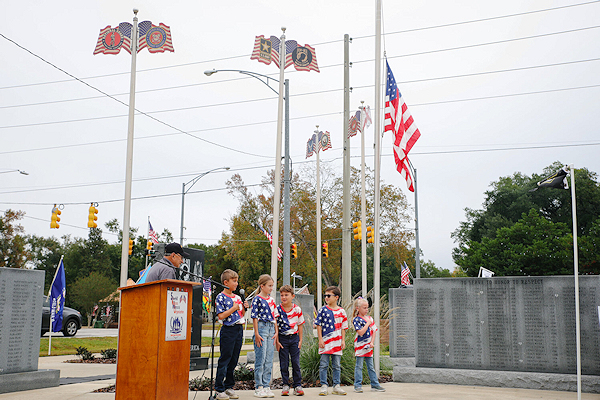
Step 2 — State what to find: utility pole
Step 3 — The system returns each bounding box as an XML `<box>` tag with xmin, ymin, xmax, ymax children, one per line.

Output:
<box><xmin>341</xmin><ymin>34</ymin><xmax>352</xmax><ymax>306</ymax></box>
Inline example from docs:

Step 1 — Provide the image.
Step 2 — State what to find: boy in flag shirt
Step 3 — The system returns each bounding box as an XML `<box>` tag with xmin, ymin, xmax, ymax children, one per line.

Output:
<box><xmin>315</xmin><ymin>286</ymin><xmax>348</xmax><ymax>396</ymax></box>
<box><xmin>275</xmin><ymin>285</ymin><xmax>305</xmax><ymax>396</ymax></box>
<box><xmin>215</xmin><ymin>269</ymin><xmax>248</xmax><ymax>400</ymax></box>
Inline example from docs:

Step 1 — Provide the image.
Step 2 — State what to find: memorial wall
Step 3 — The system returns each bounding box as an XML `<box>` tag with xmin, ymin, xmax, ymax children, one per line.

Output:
<box><xmin>409</xmin><ymin>276</ymin><xmax>600</xmax><ymax>374</ymax></box>
<box><xmin>389</xmin><ymin>287</ymin><xmax>414</xmax><ymax>358</ymax></box>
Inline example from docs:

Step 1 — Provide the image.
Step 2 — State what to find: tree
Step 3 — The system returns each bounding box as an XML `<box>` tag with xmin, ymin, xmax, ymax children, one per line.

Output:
<box><xmin>70</xmin><ymin>272</ymin><xmax>118</xmax><ymax>324</ymax></box>
<box><xmin>27</xmin><ymin>234</ymin><xmax>64</xmax><ymax>291</ymax></box>
<box><xmin>0</xmin><ymin>209</ymin><xmax>29</xmax><ymax>268</ymax></box>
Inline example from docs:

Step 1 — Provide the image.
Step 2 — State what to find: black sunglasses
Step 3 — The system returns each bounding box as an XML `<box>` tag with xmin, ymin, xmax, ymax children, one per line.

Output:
<box><xmin>324</xmin><ymin>294</ymin><xmax>337</xmax><ymax>298</ymax></box>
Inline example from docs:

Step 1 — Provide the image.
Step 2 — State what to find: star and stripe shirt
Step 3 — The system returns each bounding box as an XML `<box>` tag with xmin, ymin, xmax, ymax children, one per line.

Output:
<box><xmin>216</xmin><ymin>292</ymin><xmax>245</xmax><ymax>326</ymax></box>
<box><xmin>250</xmin><ymin>294</ymin><xmax>279</xmax><ymax>323</ymax></box>
<box><xmin>276</xmin><ymin>303</ymin><xmax>305</xmax><ymax>335</ymax></box>
<box><xmin>353</xmin><ymin>315</ymin><xmax>378</xmax><ymax>357</ymax></box>
<box><xmin>315</xmin><ymin>306</ymin><xmax>348</xmax><ymax>355</ymax></box>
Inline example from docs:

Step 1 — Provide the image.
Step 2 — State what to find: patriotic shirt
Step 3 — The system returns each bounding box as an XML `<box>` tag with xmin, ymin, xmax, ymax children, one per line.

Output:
<box><xmin>315</xmin><ymin>306</ymin><xmax>348</xmax><ymax>355</ymax></box>
<box><xmin>353</xmin><ymin>316</ymin><xmax>378</xmax><ymax>357</ymax></box>
<box><xmin>250</xmin><ymin>294</ymin><xmax>279</xmax><ymax>323</ymax></box>
<box><xmin>216</xmin><ymin>292</ymin><xmax>245</xmax><ymax>326</ymax></box>
<box><xmin>276</xmin><ymin>303</ymin><xmax>305</xmax><ymax>335</ymax></box>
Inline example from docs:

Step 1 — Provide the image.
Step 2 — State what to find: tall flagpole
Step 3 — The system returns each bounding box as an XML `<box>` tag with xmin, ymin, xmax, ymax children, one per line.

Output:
<box><xmin>373</xmin><ymin>0</ymin><xmax>383</xmax><ymax>375</ymax></box>
<box><xmin>270</xmin><ymin>27</ymin><xmax>286</xmax><ymax>298</ymax></box>
<box><xmin>342</xmin><ymin>34</ymin><xmax>352</xmax><ymax>306</ymax></box>
<box><xmin>360</xmin><ymin>102</ymin><xmax>367</xmax><ymax>296</ymax></box>
<box><xmin>570</xmin><ymin>164</ymin><xmax>581</xmax><ymax>400</ymax></box>
<box><xmin>120</xmin><ymin>9</ymin><xmax>139</xmax><ymax>288</ymax></box>
<box><xmin>315</xmin><ymin>126</ymin><xmax>323</xmax><ymax>311</ymax></box>
<box><xmin>145</xmin><ymin>216</ymin><xmax>150</xmax><ymax>269</ymax></box>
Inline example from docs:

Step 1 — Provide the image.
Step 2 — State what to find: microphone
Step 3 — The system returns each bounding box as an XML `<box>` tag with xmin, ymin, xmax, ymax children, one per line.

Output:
<box><xmin>239</xmin><ymin>289</ymin><xmax>246</xmax><ymax>310</ymax></box>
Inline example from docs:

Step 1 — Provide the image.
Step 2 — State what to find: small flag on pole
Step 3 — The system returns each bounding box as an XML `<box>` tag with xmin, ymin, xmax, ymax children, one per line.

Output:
<box><xmin>531</xmin><ymin>166</ymin><xmax>569</xmax><ymax>191</ymax></box>
<box><xmin>258</xmin><ymin>224</ymin><xmax>283</xmax><ymax>261</ymax></box>
<box><xmin>318</xmin><ymin>131</ymin><xmax>332</xmax><ymax>151</ymax></box>
<box><xmin>306</xmin><ymin>134</ymin><xmax>317</xmax><ymax>158</ymax></box>
<box><xmin>401</xmin><ymin>262</ymin><xmax>411</xmax><ymax>286</ymax></box>
<box><xmin>148</xmin><ymin>220</ymin><xmax>159</xmax><ymax>244</ymax></box>
<box><xmin>49</xmin><ymin>259</ymin><xmax>66</xmax><ymax>332</ymax></box>
<box><xmin>138</xmin><ymin>22</ymin><xmax>174</xmax><ymax>53</ymax></box>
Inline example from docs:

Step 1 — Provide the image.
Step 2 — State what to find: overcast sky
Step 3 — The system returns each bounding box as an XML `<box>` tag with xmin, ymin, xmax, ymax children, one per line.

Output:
<box><xmin>1</xmin><ymin>0</ymin><xmax>599</xmax><ymax>272</ymax></box>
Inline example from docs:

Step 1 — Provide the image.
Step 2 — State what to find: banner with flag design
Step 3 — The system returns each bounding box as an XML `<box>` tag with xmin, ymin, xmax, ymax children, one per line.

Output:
<box><xmin>94</xmin><ymin>23</ymin><xmax>132</xmax><ymax>55</ymax></box>
<box><xmin>251</xmin><ymin>35</ymin><xmax>319</xmax><ymax>72</ymax></box>
<box><xmin>348</xmin><ymin>106</ymin><xmax>373</xmax><ymax>139</ymax></box>
<box><xmin>306</xmin><ymin>134</ymin><xmax>317</xmax><ymax>158</ymax></box>
<box><xmin>318</xmin><ymin>131</ymin><xmax>332</xmax><ymax>151</ymax></box>
<box><xmin>138</xmin><ymin>22</ymin><xmax>174</xmax><ymax>53</ymax></box>
<box><xmin>50</xmin><ymin>259</ymin><xmax>66</xmax><ymax>332</ymax></box>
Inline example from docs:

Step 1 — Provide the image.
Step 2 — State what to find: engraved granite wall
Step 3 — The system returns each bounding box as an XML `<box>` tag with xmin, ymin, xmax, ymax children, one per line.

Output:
<box><xmin>389</xmin><ymin>287</ymin><xmax>414</xmax><ymax>357</ymax></box>
<box><xmin>413</xmin><ymin>276</ymin><xmax>600</xmax><ymax>374</ymax></box>
<box><xmin>0</xmin><ymin>268</ymin><xmax>45</xmax><ymax>375</ymax></box>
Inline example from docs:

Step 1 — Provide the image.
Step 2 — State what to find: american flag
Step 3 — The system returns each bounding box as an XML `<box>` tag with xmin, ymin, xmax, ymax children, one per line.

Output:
<box><xmin>315</xmin><ymin>306</ymin><xmax>348</xmax><ymax>355</ymax></box>
<box><xmin>258</xmin><ymin>224</ymin><xmax>283</xmax><ymax>261</ymax></box>
<box><xmin>138</xmin><ymin>22</ymin><xmax>174</xmax><ymax>53</ymax></box>
<box><xmin>148</xmin><ymin>221</ymin><xmax>159</xmax><ymax>244</ymax></box>
<box><xmin>401</xmin><ymin>262</ymin><xmax>411</xmax><ymax>286</ymax></box>
<box><xmin>93</xmin><ymin>23</ymin><xmax>132</xmax><ymax>55</ymax></box>
<box><xmin>216</xmin><ymin>292</ymin><xmax>245</xmax><ymax>325</ymax></box>
<box><xmin>385</xmin><ymin>61</ymin><xmax>421</xmax><ymax>192</ymax></box>
<box><xmin>250</xmin><ymin>295</ymin><xmax>279</xmax><ymax>323</ymax></box>
<box><xmin>353</xmin><ymin>315</ymin><xmax>378</xmax><ymax>357</ymax></box>
<box><xmin>306</xmin><ymin>134</ymin><xmax>317</xmax><ymax>158</ymax></box>
<box><xmin>318</xmin><ymin>131</ymin><xmax>332</xmax><ymax>151</ymax></box>
<box><xmin>251</xmin><ymin>35</ymin><xmax>277</xmax><ymax>66</ymax></box>
<box><xmin>348</xmin><ymin>111</ymin><xmax>360</xmax><ymax>138</ymax></box>
<box><xmin>203</xmin><ymin>277</ymin><xmax>212</xmax><ymax>293</ymax></box>
<box><xmin>277</xmin><ymin>304</ymin><xmax>305</xmax><ymax>335</ymax></box>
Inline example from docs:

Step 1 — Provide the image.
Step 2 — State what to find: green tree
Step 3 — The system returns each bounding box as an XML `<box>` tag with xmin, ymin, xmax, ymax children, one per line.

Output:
<box><xmin>0</xmin><ymin>209</ymin><xmax>29</xmax><ymax>268</ymax></box>
<box><xmin>27</xmin><ymin>234</ymin><xmax>64</xmax><ymax>291</ymax></box>
<box><xmin>70</xmin><ymin>272</ymin><xmax>117</xmax><ymax>323</ymax></box>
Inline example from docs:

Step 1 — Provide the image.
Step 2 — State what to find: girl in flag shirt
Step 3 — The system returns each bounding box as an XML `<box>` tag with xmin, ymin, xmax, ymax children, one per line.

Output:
<box><xmin>251</xmin><ymin>274</ymin><xmax>279</xmax><ymax>398</ymax></box>
<box><xmin>352</xmin><ymin>297</ymin><xmax>385</xmax><ymax>393</ymax></box>
<box><xmin>315</xmin><ymin>286</ymin><xmax>348</xmax><ymax>396</ymax></box>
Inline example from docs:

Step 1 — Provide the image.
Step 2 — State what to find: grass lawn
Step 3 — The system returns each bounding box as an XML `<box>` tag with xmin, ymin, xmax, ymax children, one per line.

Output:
<box><xmin>40</xmin><ymin>337</ymin><xmax>118</xmax><ymax>357</ymax></box>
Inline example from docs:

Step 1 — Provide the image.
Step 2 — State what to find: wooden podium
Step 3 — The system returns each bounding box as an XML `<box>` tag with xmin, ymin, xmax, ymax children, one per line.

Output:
<box><xmin>115</xmin><ymin>279</ymin><xmax>198</xmax><ymax>400</ymax></box>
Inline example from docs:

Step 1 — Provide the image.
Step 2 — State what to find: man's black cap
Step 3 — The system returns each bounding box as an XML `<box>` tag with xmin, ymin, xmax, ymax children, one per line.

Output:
<box><xmin>165</xmin><ymin>242</ymin><xmax>190</xmax><ymax>258</ymax></box>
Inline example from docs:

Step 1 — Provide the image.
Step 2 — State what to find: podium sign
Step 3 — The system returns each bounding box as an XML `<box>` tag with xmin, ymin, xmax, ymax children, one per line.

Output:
<box><xmin>165</xmin><ymin>290</ymin><xmax>187</xmax><ymax>341</ymax></box>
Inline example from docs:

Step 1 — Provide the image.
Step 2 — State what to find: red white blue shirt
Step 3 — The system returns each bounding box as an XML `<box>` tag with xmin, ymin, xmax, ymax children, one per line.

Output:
<box><xmin>216</xmin><ymin>292</ymin><xmax>245</xmax><ymax>326</ymax></box>
<box><xmin>250</xmin><ymin>294</ymin><xmax>279</xmax><ymax>323</ymax></box>
<box><xmin>353</xmin><ymin>315</ymin><xmax>378</xmax><ymax>357</ymax></box>
<box><xmin>315</xmin><ymin>306</ymin><xmax>348</xmax><ymax>355</ymax></box>
<box><xmin>276</xmin><ymin>303</ymin><xmax>305</xmax><ymax>335</ymax></box>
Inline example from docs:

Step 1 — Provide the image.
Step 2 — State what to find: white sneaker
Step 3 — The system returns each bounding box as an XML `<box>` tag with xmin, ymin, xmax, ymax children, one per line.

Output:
<box><xmin>225</xmin><ymin>388</ymin><xmax>239</xmax><ymax>399</ymax></box>
<box><xmin>254</xmin><ymin>387</ymin><xmax>267</xmax><ymax>398</ymax></box>
<box><xmin>216</xmin><ymin>392</ymin><xmax>229</xmax><ymax>400</ymax></box>
<box><xmin>282</xmin><ymin>385</ymin><xmax>290</xmax><ymax>396</ymax></box>
<box><xmin>332</xmin><ymin>385</ymin><xmax>346</xmax><ymax>395</ymax></box>
<box><xmin>371</xmin><ymin>386</ymin><xmax>386</xmax><ymax>392</ymax></box>
<box><xmin>264</xmin><ymin>388</ymin><xmax>275</xmax><ymax>398</ymax></box>
<box><xmin>319</xmin><ymin>385</ymin><xmax>328</xmax><ymax>396</ymax></box>
<box><xmin>354</xmin><ymin>386</ymin><xmax>363</xmax><ymax>393</ymax></box>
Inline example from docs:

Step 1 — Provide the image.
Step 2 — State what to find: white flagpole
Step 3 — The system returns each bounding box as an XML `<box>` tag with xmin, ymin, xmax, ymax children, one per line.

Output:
<box><xmin>270</xmin><ymin>27</ymin><xmax>286</xmax><ymax>298</ymax></box>
<box><xmin>120</xmin><ymin>9</ymin><xmax>139</xmax><ymax>288</ymax></box>
<box><xmin>360</xmin><ymin>103</ymin><xmax>367</xmax><ymax>296</ymax></box>
<box><xmin>373</xmin><ymin>0</ymin><xmax>383</xmax><ymax>375</ymax></box>
<box><xmin>316</xmin><ymin>126</ymin><xmax>323</xmax><ymax>311</ymax></box>
<box><xmin>570</xmin><ymin>164</ymin><xmax>582</xmax><ymax>400</ymax></box>
<box><xmin>48</xmin><ymin>255</ymin><xmax>64</xmax><ymax>356</ymax></box>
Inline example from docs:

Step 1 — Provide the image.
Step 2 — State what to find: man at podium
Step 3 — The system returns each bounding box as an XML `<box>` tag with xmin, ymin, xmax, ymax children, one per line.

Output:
<box><xmin>145</xmin><ymin>243</ymin><xmax>190</xmax><ymax>283</ymax></box>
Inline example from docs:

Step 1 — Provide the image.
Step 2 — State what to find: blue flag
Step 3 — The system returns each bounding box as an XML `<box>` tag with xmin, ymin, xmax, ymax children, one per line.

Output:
<box><xmin>50</xmin><ymin>259</ymin><xmax>66</xmax><ymax>332</ymax></box>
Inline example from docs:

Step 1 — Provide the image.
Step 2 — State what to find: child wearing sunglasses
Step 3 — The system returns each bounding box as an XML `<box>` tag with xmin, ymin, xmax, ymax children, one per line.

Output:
<box><xmin>315</xmin><ymin>286</ymin><xmax>348</xmax><ymax>396</ymax></box>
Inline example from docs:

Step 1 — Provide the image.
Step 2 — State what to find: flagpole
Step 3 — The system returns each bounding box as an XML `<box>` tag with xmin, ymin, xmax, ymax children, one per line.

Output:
<box><xmin>373</xmin><ymin>0</ymin><xmax>383</xmax><ymax>376</ymax></box>
<box><xmin>570</xmin><ymin>164</ymin><xmax>582</xmax><ymax>400</ymax></box>
<box><xmin>270</xmin><ymin>27</ymin><xmax>286</xmax><ymax>299</ymax></box>
<box><xmin>48</xmin><ymin>255</ymin><xmax>64</xmax><ymax>356</ymax></box>
<box><xmin>360</xmin><ymin>102</ymin><xmax>367</xmax><ymax>296</ymax></box>
<box><xmin>120</xmin><ymin>8</ymin><xmax>139</xmax><ymax>288</ymax></box>
<box><xmin>315</xmin><ymin>126</ymin><xmax>323</xmax><ymax>311</ymax></box>
<box><xmin>145</xmin><ymin>216</ymin><xmax>150</xmax><ymax>269</ymax></box>
<box><xmin>407</xmin><ymin>158</ymin><xmax>420</xmax><ymax>279</ymax></box>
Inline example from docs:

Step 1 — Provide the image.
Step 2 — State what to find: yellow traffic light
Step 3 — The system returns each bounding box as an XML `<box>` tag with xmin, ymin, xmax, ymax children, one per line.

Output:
<box><xmin>128</xmin><ymin>239</ymin><xmax>134</xmax><ymax>255</ymax></box>
<box><xmin>50</xmin><ymin>205</ymin><xmax>61</xmax><ymax>229</ymax></box>
<box><xmin>322</xmin><ymin>241</ymin><xmax>328</xmax><ymax>258</ymax></box>
<box><xmin>291</xmin><ymin>243</ymin><xmax>298</xmax><ymax>259</ymax></box>
<box><xmin>87</xmin><ymin>203</ymin><xmax>98</xmax><ymax>228</ymax></box>
<box><xmin>352</xmin><ymin>220</ymin><xmax>362</xmax><ymax>240</ymax></box>
<box><xmin>367</xmin><ymin>226</ymin><xmax>374</xmax><ymax>243</ymax></box>
<box><xmin>147</xmin><ymin>240</ymin><xmax>153</xmax><ymax>251</ymax></box>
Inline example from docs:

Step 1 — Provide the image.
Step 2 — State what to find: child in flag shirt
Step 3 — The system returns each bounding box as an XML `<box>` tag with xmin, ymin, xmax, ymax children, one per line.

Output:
<box><xmin>352</xmin><ymin>297</ymin><xmax>385</xmax><ymax>393</ymax></box>
<box><xmin>251</xmin><ymin>275</ymin><xmax>279</xmax><ymax>398</ymax></box>
<box><xmin>315</xmin><ymin>286</ymin><xmax>348</xmax><ymax>396</ymax></box>
<box><xmin>215</xmin><ymin>269</ymin><xmax>248</xmax><ymax>400</ymax></box>
<box><xmin>275</xmin><ymin>285</ymin><xmax>305</xmax><ymax>396</ymax></box>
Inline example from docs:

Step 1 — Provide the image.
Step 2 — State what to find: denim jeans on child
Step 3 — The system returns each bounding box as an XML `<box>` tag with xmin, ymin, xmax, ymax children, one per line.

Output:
<box><xmin>254</xmin><ymin>320</ymin><xmax>275</xmax><ymax>388</ymax></box>
<box><xmin>319</xmin><ymin>354</ymin><xmax>341</xmax><ymax>386</ymax></box>
<box><xmin>354</xmin><ymin>356</ymin><xmax>381</xmax><ymax>389</ymax></box>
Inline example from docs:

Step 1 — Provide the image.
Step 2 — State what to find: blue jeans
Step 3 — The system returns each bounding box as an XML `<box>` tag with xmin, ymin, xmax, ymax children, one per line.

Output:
<box><xmin>354</xmin><ymin>356</ymin><xmax>381</xmax><ymax>389</ymax></box>
<box><xmin>254</xmin><ymin>321</ymin><xmax>275</xmax><ymax>388</ymax></box>
<box><xmin>319</xmin><ymin>354</ymin><xmax>341</xmax><ymax>386</ymax></box>
<box><xmin>215</xmin><ymin>324</ymin><xmax>243</xmax><ymax>393</ymax></box>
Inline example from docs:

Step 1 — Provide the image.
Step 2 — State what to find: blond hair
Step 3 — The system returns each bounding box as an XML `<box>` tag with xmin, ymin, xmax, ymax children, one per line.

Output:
<box><xmin>221</xmin><ymin>269</ymin><xmax>238</xmax><ymax>283</ymax></box>
<box><xmin>352</xmin><ymin>297</ymin><xmax>369</xmax><ymax>318</ymax></box>
<box><xmin>257</xmin><ymin>274</ymin><xmax>274</xmax><ymax>293</ymax></box>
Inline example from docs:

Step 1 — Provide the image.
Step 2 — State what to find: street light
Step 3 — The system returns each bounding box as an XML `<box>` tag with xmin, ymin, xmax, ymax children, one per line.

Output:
<box><xmin>204</xmin><ymin>68</ymin><xmax>293</xmax><ymax>287</ymax></box>
<box><xmin>0</xmin><ymin>169</ymin><xmax>29</xmax><ymax>175</ymax></box>
<box><xmin>291</xmin><ymin>272</ymin><xmax>302</xmax><ymax>293</ymax></box>
<box><xmin>180</xmin><ymin>166</ymin><xmax>230</xmax><ymax>245</ymax></box>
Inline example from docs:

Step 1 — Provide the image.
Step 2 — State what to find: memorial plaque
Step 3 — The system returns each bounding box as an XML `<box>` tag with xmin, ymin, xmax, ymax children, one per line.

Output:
<box><xmin>0</xmin><ymin>268</ymin><xmax>45</xmax><ymax>375</ymax></box>
<box><xmin>414</xmin><ymin>276</ymin><xmax>600</xmax><ymax>374</ymax></box>
<box><xmin>389</xmin><ymin>288</ymin><xmax>415</xmax><ymax>357</ymax></box>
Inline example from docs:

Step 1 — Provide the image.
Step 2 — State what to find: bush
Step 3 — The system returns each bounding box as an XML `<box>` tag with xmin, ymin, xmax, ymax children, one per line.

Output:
<box><xmin>189</xmin><ymin>376</ymin><xmax>213</xmax><ymax>391</ymax></box>
<box><xmin>101</xmin><ymin>348</ymin><xmax>117</xmax><ymax>360</ymax></box>
<box><xmin>76</xmin><ymin>346</ymin><xmax>94</xmax><ymax>361</ymax></box>
<box><xmin>233</xmin><ymin>363</ymin><xmax>254</xmax><ymax>381</ymax></box>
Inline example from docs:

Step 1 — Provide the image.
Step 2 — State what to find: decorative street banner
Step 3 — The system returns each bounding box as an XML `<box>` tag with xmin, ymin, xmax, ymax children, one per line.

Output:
<box><xmin>138</xmin><ymin>21</ymin><xmax>174</xmax><ymax>53</ymax></box>
<box><xmin>318</xmin><ymin>131</ymin><xmax>332</xmax><ymax>151</ymax></box>
<box><xmin>251</xmin><ymin>35</ymin><xmax>319</xmax><ymax>72</ymax></box>
<box><xmin>94</xmin><ymin>22</ymin><xmax>133</xmax><ymax>55</ymax></box>
<box><xmin>165</xmin><ymin>290</ymin><xmax>188</xmax><ymax>341</ymax></box>
<box><xmin>94</xmin><ymin>20</ymin><xmax>173</xmax><ymax>55</ymax></box>
<box><xmin>306</xmin><ymin>134</ymin><xmax>317</xmax><ymax>158</ymax></box>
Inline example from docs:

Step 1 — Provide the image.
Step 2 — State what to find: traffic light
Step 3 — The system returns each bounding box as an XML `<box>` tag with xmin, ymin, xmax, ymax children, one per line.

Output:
<box><xmin>322</xmin><ymin>241</ymin><xmax>328</xmax><ymax>258</ymax></box>
<box><xmin>367</xmin><ymin>226</ymin><xmax>374</xmax><ymax>243</ymax></box>
<box><xmin>128</xmin><ymin>239</ymin><xmax>134</xmax><ymax>255</ymax></box>
<box><xmin>352</xmin><ymin>220</ymin><xmax>362</xmax><ymax>240</ymax></box>
<box><xmin>50</xmin><ymin>205</ymin><xmax>61</xmax><ymax>229</ymax></box>
<box><xmin>147</xmin><ymin>240</ymin><xmax>153</xmax><ymax>251</ymax></box>
<box><xmin>87</xmin><ymin>203</ymin><xmax>98</xmax><ymax>228</ymax></box>
<box><xmin>291</xmin><ymin>243</ymin><xmax>298</xmax><ymax>259</ymax></box>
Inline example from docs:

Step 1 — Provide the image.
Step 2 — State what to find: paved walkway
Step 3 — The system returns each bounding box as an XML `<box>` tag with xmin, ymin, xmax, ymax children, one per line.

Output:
<box><xmin>0</xmin><ymin>355</ymin><xmax>598</xmax><ymax>399</ymax></box>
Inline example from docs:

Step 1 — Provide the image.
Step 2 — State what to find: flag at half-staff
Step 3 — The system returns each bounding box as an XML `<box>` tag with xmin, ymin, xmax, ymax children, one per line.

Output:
<box><xmin>385</xmin><ymin>60</ymin><xmax>421</xmax><ymax>192</ymax></box>
<box><xmin>251</xmin><ymin>35</ymin><xmax>319</xmax><ymax>72</ymax></box>
<box><xmin>348</xmin><ymin>106</ymin><xmax>373</xmax><ymax>138</ymax></box>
